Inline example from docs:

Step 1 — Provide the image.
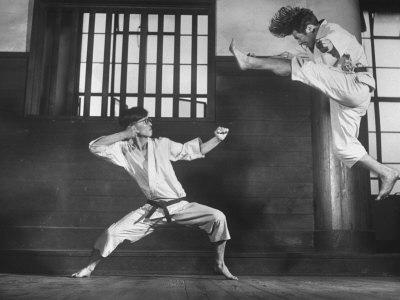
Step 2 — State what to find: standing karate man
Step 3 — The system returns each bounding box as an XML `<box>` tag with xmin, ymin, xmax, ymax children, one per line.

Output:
<box><xmin>229</xmin><ymin>6</ymin><xmax>399</xmax><ymax>200</ymax></box>
<box><xmin>71</xmin><ymin>106</ymin><xmax>237</xmax><ymax>280</ymax></box>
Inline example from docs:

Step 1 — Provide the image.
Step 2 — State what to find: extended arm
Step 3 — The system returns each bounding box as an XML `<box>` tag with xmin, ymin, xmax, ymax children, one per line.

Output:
<box><xmin>168</xmin><ymin>127</ymin><xmax>229</xmax><ymax>161</ymax></box>
<box><xmin>200</xmin><ymin>127</ymin><xmax>229</xmax><ymax>155</ymax></box>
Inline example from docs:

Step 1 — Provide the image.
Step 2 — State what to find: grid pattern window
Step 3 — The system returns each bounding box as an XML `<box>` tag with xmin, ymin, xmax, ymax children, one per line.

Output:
<box><xmin>362</xmin><ymin>12</ymin><xmax>400</xmax><ymax>195</ymax></box>
<box><xmin>78</xmin><ymin>11</ymin><xmax>212</xmax><ymax>119</ymax></box>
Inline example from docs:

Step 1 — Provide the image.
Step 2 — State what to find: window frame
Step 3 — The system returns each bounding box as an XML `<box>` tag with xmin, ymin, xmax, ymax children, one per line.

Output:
<box><xmin>362</xmin><ymin>9</ymin><xmax>400</xmax><ymax>195</ymax></box>
<box><xmin>25</xmin><ymin>0</ymin><xmax>216</xmax><ymax>121</ymax></box>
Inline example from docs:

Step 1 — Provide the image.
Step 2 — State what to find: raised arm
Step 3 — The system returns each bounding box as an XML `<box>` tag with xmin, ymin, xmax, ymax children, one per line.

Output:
<box><xmin>88</xmin><ymin>125</ymin><xmax>139</xmax><ymax>171</ymax></box>
<box><xmin>200</xmin><ymin>127</ymin><xmax>229</xmax><ymax>155</ymax></box>
<box><xmin>90</xmin><ymin>126</ymin><xmax>138</xmax><ymax>147</ymax></box>
<box><xmin>168</xmin><ymin>127</ymin><xmax>229</xmax><ymax>161</ymax></box>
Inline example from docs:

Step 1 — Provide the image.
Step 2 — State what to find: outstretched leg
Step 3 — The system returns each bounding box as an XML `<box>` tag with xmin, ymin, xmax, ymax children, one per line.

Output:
<box><xmin>355</xmin><ymin>154</ymin><xmax>400</xmax><ymax>200</ymax></box>
<box><xmin>229</xmin><ymin>39</ymin><xmax>291</xmax><ymax>76</ymax></box>
<box><xmin>71</xmin><ymin>249</ymin><xmax>102</xmax><ymax>278</ymax></box>
<box><xmin>214</xmin><ymin>240</ymin><xmax>238</xmax><ymax>280</ymax></box>
<box><xmin>71</xmin><ymin>207</ymin><xmax>155</xmax><ymax>278</ymax></box>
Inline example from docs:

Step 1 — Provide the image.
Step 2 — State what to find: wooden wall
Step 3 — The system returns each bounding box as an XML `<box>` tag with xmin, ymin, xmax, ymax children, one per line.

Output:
<box><xmin>211</xmin><ymin>58</ymin><xmax>314</xmax><ymax>251</ymax></box>
<box><xmin>2</xmin><ymin>54</ymin><xmax>400</xmax><ymax>276</ymax></box>
<box><xmin>0</xmin><ymin>56</ymin><xmax>315</xmax><ymax>262</ymax></box>
<box><xmin>0</xmin><ymin>52</ymin><xmax>28</xmax><ymax>116</ymax></box>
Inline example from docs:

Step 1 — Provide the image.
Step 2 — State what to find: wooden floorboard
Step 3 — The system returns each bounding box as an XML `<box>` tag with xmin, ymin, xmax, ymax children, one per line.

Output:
<box><xmin>184</xmin><ymin>278</ymin><xmax>232</xmax><ymax>300</ymax></box>
<box><xmin>0</xmin><ymin>274</ymin><xmax>400</xmax><ymax>300</ymax></box>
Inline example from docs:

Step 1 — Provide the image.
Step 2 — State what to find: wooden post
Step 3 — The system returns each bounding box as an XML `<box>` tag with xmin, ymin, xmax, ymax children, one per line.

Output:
<box><xmin>310</xmin><ymin>0</ymin><xmax>374</xmax><ymax>253</ymax></box>
<box><xmin>312</xmin><ymin>93</ymin><xmax>374</xmax><ymax>252</ymax></box>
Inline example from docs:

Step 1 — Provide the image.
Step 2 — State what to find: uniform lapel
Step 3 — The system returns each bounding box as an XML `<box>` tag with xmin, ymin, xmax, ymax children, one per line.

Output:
<box><xmin>147</xmin><ymin>138</ymin><xmax>156</xmax><ymax>192</ymax></box>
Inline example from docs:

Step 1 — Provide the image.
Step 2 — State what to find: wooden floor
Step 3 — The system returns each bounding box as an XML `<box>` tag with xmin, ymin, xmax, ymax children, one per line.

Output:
<box><xmin>0</xmin><ymin>274</ymin><xmax>399</xmax><ymax>299</ymax></box>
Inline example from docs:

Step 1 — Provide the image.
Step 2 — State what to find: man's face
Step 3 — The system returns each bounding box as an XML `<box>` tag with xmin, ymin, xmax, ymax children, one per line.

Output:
<box><xmin>133</xmin><ymin>117</ymin><xmax>153</xmax><ymax>137</ymax></box>
<box><xmin>292</xmin><ymin>29</ymin><xmax>316</xmax><ymax>50</ymax></box>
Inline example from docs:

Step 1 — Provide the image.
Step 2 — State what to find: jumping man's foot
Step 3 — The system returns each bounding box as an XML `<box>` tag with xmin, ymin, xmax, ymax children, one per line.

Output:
<box><xmin>214</xmin><ymin>262</ymin><xmax>238</xmax><ymax>280</ymax></box>
<box><xmin>71</xmin><ymin>267</ymin><xmax>93</xmax><ymax>278</ymax></box>
<box><xmin>376</xmin><ymin>169</ymin><xmax>400</xmax><ymax>201</ymax></box>
<box><xmin>229</xmin><ymin>39</ymin><xmax>250</xmax><ymax>70</ymax></box>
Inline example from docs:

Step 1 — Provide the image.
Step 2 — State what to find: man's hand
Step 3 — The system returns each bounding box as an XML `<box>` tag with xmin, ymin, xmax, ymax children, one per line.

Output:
<box><xmin>316</xmin><ymin>38</ymin><xmax>334</xmax><ymax>53</ymax></box>
<box><xmin>200</xmin><ymin>127</ymin><xmax>229</xmax><ymax>155</ymax></box>
<box><xmin>123</xmin><ymin>125</ymin><xmax>139</xmax><ymax>139</ymax></box>
<box><xmin>215</xmin><ymin>127</ymin><xmax>229</xmax><ymax>141</ymax></box>
<box><xmin>277</xmin><ymin>51</ymin><xmax>294</xmax><ymax>59</ymax></box>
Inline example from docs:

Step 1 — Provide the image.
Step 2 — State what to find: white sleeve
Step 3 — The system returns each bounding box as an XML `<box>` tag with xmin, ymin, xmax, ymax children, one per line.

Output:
<box><xmin>167</xmin><ymin>137</ymin><xmax>205</xmax><ymax>161</ymax></box>
<box><xmin>324</xmin><ymin>24</ymin><xmax>352</xmax><ymax>57</ymax></box>
<box><xmin>292</xmin><ymin>45</ymin><xmax>310</xmax><ymax>59</ymax></box>
<box><xmin>89</xmin><ymin>137</ymin><xmax>129</xmax><ymax>169</ymax></box>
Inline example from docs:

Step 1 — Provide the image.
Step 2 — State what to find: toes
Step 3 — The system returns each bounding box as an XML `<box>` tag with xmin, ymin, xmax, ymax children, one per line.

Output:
<box><xmin>71</xmin><ymin>270</ymin><xmax>90</xmax><ymax>278</ymax></box>
<box><xmin>214</xmin><ymin>264</ymin><xmax>237</xmax><ymax>280</ymax></box>
<box><xmin>225</xmin><ymin>273</ymin><xmax>238</xmax><ymax>280</ymax></box>
<box><xmin>376</xmin><ymin>193</ymin><xmax>387</xmax><ymax>201</ymax></box>
<box><xmin>229</xmin><ymin>39</ymin><xmax>235</xmax><ymax>53</ymax></box>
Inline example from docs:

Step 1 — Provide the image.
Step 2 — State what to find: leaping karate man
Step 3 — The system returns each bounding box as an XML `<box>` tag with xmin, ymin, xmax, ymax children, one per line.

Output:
<box><xmin>72</xmin><ymin>106</ymin><xmax>237</xmax><ymax>280</ymax></box>
<box><xmin>229</xmin><ymin>6</ymin><xmax>399</xmax><ymax>200</ymax></box>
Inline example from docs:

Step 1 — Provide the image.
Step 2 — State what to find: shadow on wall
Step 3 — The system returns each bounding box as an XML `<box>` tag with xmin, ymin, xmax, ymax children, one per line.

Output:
<box><xmin>175</xmin><ymin>154</ymin><xmax>293</xmax><ymax>253</ymax></box>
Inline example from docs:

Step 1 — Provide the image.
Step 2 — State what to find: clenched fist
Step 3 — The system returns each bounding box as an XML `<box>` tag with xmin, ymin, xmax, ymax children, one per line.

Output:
<box><xmin>316</xmin><ymin>38</ymin><xmax>334</xmax><ymax>53</ymax></box>
<box><xmin>123</xmin><ymin>125</ymin><xmax>139</xmax><ymax>139</ymax></box>
<box><xmin>215</xmin><ymin>127</ymin><xmax>229</xmax><ymax>141</ymax></box>
<box><xmin>277</xmin><ymin>51</ymin><xmax>294</xmax><ymax>59</ymax></box>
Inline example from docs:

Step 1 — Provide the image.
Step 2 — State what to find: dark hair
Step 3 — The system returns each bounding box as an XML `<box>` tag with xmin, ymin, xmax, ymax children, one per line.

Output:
<box><xmin>269</xmin><ymin>6</ymin><xmax>318</xmax><ymax>37</ymax></box>
<box><xmin>118</xmin><ymin>106</ymin><xmax>148</xmax><ymax>128</ymax></box>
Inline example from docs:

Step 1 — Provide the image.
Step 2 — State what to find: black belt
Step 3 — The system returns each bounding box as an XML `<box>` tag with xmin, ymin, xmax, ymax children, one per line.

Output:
<box><xmin>145</xmin><ymin>198</ymin><xmax>185</xmax><ymax>223</ymax></box>
<box><xmin>354</xmin><ymin>66</ymin><xmax>368</xmax><ymax>73</ymax></box>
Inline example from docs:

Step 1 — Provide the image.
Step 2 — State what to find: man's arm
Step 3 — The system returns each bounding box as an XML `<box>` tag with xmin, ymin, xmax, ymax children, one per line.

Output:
<box><xmin>316</xmin><ymin>23</ymin><xmax>355</xmax><ymax>61</ymax></box>
<box><xmin>91</xmin><ymin>126</ymin><xmax>138</xmax><ymax>147</ymax></box>
<box><xmin>167</xmin><ymin>127</ymin><xmax>229</xmax><ymax>161</ymax></box>
<box><xmin>316</xmin><ymin>38</ymin><xmax>340</xmax><ymax>59</ymax></box>
<box><xmin>200</xmin><ymin>127</ymin><xmax>229</xmax><ymax>155</ymax></box>
<box><xmin>88</xmin><ymin>125</ymin><xmax>139</xmax><ymax>170</ymax></box>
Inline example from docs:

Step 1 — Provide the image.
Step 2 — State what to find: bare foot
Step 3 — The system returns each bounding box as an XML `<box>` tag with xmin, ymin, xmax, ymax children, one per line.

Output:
<box><xmin>376</xmin><ymin>169</ymin><xmax>400</xmax><ymax>201</ymax></box>
<box><xmin>71</xmin><ymin>267</ymin><xmax>93</xmax><ymax>278</ymax></box>
<box><xmin>229</xmin><ymin>39</ymin><xmax>251</xmax><ymax>70</ymax></box>
<box><xmin>214</xmin><ymin>263</ymin><xmax>238</xmax><ymax>280</ymax></box>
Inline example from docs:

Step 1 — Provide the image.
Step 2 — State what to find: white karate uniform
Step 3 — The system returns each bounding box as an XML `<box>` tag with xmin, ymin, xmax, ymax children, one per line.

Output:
<box><xmin>89</xmin><ymin>137</ymin><xmax>231</xmax><ymax>257</ymax></box>
<box><xmin>291</xmin><ymin>20</ymin><xmax>375</xmax><ymax>167</ymax></box>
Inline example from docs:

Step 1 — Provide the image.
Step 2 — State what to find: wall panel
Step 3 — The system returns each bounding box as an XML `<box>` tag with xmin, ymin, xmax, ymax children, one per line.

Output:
<box><xmin>0</xmin><ymin>53</ymin><xmax>28</xmax><ymax>116</ymax></box>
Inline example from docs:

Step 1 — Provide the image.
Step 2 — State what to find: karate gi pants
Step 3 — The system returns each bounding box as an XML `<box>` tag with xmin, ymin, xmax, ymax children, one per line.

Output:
<box><xmin>292</xmin><ymin>58</ymin><xmax>371</xmax><ymax>167</ymax></box>
<box><xmin>94</xmin><ymin>201</ymin><xmax>231</xmax><ymax>257</ymax></box>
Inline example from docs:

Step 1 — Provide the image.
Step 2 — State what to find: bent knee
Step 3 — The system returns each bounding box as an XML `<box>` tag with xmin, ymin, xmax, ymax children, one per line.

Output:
<box><xmin>333</xmin><ymin>145</ymin><xmax>354</xmax><ymax>160</ymax></box>
<box><xmin>333</xmin><ymin>145</ymin><xmax>366</xmax><ymax>167</ymax></box>
<box><xmin>211</xmin><ymin>210</ymin><xmax>227</xmax><ymax>223</ymax></box>
<box><xmin>274</xmin><ymin>65</ymin><xmax>291</xmax><ymax>76</ymax></box>
<box><xmin>105</xmin><ymin>224</ymin><xmax>117</xmax><ymax>237</ymax></box>
<box><xmin>333</xmin><ymin>145</ymin><xmax>345</xmax><ymax>157</ymax></box>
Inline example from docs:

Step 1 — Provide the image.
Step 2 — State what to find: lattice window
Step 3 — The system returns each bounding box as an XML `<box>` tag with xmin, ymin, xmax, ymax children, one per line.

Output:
<box><xmin>362</xmin><ymin>11</ymin><xmax>400</xmax><ymax>195</ymax></box>
<box><xmin>78</xmin><ymin>10</ymin><xmax>213</xmax><ymax>119</ymax></box>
